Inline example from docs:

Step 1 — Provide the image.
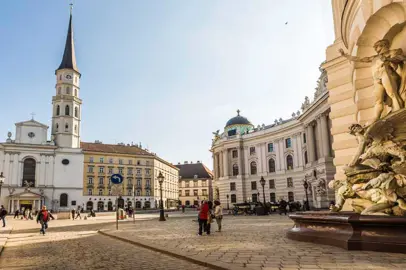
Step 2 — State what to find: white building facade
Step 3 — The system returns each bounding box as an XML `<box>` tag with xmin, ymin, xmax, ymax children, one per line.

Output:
<box><xmin>211</xmin><ymin>68</ymin><xmax>336</xmax><ymax>209</ymax></box>
<box><xmin>0</xmin><ymin>11</ymin><xmax>85</xmax><ymax>213</ymax></box>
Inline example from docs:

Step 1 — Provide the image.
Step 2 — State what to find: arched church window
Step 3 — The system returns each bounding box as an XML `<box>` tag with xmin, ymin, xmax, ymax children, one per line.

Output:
<box><xmin>66</xmin><ymin>87</ymin><xmax>70</xmax><ymax>95</ymax></box>
<box><xmin>65</xmin><ymin>123</ymin><xmax>68</xmax><ymax>131</ymax></box>
<box><xmin>23</xmin><ymin>158</ymin><xmax>36</xmax><ymax>187</ymax></box>
<box><xmin>56</xmin><ymin>105</ymin><xmax>60</xmax><ymax>116</ymax></box>
<box><xmin>286</xmin><ymin>155</ymin><xmax>293</xmax><ymax>170</ymax></box>
<box><xmin>74</xmin><ymin>107</ymin><xmax>78</xmax><ymax>117</ymax></box>
<box><xmin>268</xmin><ymin>158</ymin><xmax>275</xmax><ymax>173</ymax></box>
<box><xmin>56</xmin><ymin>123</ymin><xmax>59</xmax><ymax>131</ymax></box>
<box><xmin>250</xmin><ymin>162</ymin><xmax>257</xmax><ymax>175</ymax></box>
<box><xmin>58</xmin><ymin>87</ymin><xmax>61</xmax><ymax>95</ymax></box>
<box><xmin>60</xmin><ymin>193</ymin><xmax>68</xmax><ymax>207</ymax></box>
<box><xmin>65</xmin><ymin>105</ymin><xmax>70</xmax><ymax>116</ymax></box>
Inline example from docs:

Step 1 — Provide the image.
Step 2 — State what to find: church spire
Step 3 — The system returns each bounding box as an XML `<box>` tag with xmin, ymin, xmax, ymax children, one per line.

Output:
<box><xmin>56</xmin><ymin>4</ymin><xmax>80</xmax><ymax>75</ymax></box>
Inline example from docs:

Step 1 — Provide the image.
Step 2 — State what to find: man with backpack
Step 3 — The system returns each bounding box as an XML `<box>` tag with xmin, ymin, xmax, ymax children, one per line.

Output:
<box><xmin>36</xmin><ymin>206</ymin><xmax>55</xmax><ymax>235</ymax></box>
<box><xmin>0</xmin><ymin>205</ymin><xmax>7</xmax><ymax>227</ymax></box>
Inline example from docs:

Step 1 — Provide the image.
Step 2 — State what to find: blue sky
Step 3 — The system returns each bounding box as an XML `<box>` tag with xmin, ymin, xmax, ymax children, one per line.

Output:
<box><xmin>0</xmin><ymin>1</ymin><xmax>334</xmax><ymax>169</ymax></box>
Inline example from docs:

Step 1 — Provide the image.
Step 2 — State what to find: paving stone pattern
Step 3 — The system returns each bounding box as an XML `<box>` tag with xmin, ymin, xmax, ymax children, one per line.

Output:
<box><xmin>105</xmin><ymin>215</ymin><xmax>406</xmax><ymax>270</ymax></box>
<box><xmin>0</xmin><ymin>223</ymin><xmax>209</xmax><ymax>270</ymax></box>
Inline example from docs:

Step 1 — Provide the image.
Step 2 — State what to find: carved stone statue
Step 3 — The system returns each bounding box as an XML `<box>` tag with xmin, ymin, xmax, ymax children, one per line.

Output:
<box><xmin>301</xmin><ymin>96</ymin><xmax>310</xmax><ymax>111</ymax></box>
<box><xmin>339</xmin><ymin>39</ymin><xmax>406</xmax><ymax>123</ymax></box>
<box><xmin>212</xmin><ymin>130</ymin><xmax>221</xmax><ymax>145</ymax></box>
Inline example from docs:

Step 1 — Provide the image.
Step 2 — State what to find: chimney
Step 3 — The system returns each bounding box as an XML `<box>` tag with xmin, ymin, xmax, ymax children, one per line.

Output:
<box><xmin>184</xmin><ymin>161</ymin><xmax>188</xmax><ymax>164</ymax></box>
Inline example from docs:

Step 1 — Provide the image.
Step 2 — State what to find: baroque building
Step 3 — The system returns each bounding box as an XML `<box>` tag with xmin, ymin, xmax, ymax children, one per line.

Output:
<box><xmin>0</xmin><ymin>11</ymin><xmax>84</xmax><ymax>212</ymax></box>
<box><xmin>82</xmin><ymin>142</ymin><xmax>179</xmax><ymax>210</ymax></box>
<box><xmin>176</xmin><ymin>161</ymin><xmax>213</xmax><ymax>206</ymax></box>
<box><xmin>211</xmin><ymin>69</ymin><xmax>335</xmax><ymax>209</ymax></box>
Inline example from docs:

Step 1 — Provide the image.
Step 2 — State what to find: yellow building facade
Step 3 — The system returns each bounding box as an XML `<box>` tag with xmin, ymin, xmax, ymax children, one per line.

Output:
<box><xmin>81</xmin><ymin>142</ymin><xmax>179</xmax><ymax>211</ymax></box>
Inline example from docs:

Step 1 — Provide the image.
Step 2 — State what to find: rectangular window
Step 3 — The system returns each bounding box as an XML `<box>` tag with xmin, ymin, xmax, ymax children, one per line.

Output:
<box><xmin>185</xmin><ymin>190</ymin><xmax>190</xmax><ymax>196</ymax></box>
<box><xmin>232</xmin><ymin>150</ymin><xmax>238</xmax><ymax>158</ymax></box>
<box><xmin>136</xmin><ymin>168</ymin><xmax>142</xmax><ymax>175</ymax></box>
<box><xmin>230</xmin><ymin>182</ymin><xmax>236</xmax><ymax>191</ymax></box>
<box><xmin>128</xmin><ymin>160</ymin><xmax>133</xmax><ymax>165</ymax></box>
<box><xmin>251</xmin><ymin>181</ymin><xmax>257</xmax><ymax>190</ymax></box>
<box><xmin>118</xmin><ymin>168</ymin><xmax>123</xmax><ymax>174</ymax></box>
<box><xmin>88</xmin><ymin>166</ymin><xmax>93</xmax><ymax>173</ymax></box>
<box><xmin>179</xmin><ymin>190</ymin><xmax>182</xmax><ymax>196</ymax></box>
<box><xmin>89</xmin><ymin>157</ymin><xmax>94</xmax><ymax>163</ymax></box>
<box><xmin>145</xmin><ymin>169</ymin><xmax>151</xmax><ymax>175</ymax></box>
<box><xmin>109</xmin><ymin>158</ymin><xmax>113</xmax><ymax>164</ymax></box>
<box><xmin>193</xmin><ymin>190</ymin><xmax>198</xmax><ymax>196</ymax></box>
<box><xmin>202</xmin><ymin>189</ymin><xmax>207</xmax><ymax>196</ymax></box>
<box><xmin>193</xmin><ymin>181</ymin><xmax>198</xmax><ymax>187</ymax></box>
<box><xmin>252</xmin><ymin>193</ymin><xmax>258</xmax><ymax>203</ymax></box>
<box><xmin>128</xmin><ymin>168</ymin><xmax>133</xmax><ymax>175</ymax></box>
<box><xmin>108</xmin><ymin>189</ymin><xmax>112</xmax><ymax>196</ymax></box>
<box><xmin>99</xmin><ymin>167</ymin><xmax>104</xmax><ymax>173</ymax></box>
<box><xmin>270</xmin><ymin>193</ymin><xmax>276</xmax><ymax>203</ymax></box>
<box><xmin>98</xmin><ymin>189</ymin><xmax>103</xmax><ymax>196</ymax></box>
<box><xmin>127</xmin><ymin>189</ymin><xmax>132</xmax><ymax>196</ymax></box>
<box><xmin>137</xmin><ymin>160</ymin><xmax>141</xmax><ymax>165</ymax></box>
<box><xmin>146</xmin><ymin>179</ymin><xmax>150</xmax><ymax>186</ymax></box>
<box><xmin>231</xmin><ymin>194</ymin><xmax>237</xmax><ymax>203</ymax></box>
<box><xmin>146</xmin><ymin>161</ymin><xmax>150</xmax><ymax>166</ymax></box>
<box><xmin>268</xmin><ymin>143</ymin><xmax>274</xmax><ymax>152</ymax></box>
<box><xmin>185</xmin><ymin>181</ymin><xmax>190</xmax><ymax>188</ymax></box>
<box><xmin>285</xmin><ymin>138</ymin><xmax>292</xmax><ymax>148</ymax></box>
<box><xmin>137</xmin><ymin>179</ymin><xmax>141</xmax><ymax>186</ymax></box>
<box><xmin>303</xmin><ymin>133</ymin><xmax>307</xmax><ymax>144</ymax></box>
<box><xmin>127</xmin><ymin>178</ymin><xmax>132</xmax><ymax>185</ymax></box>
<box><xmin>269</xmin><ymin>179</ymin><xmax>275</xmax><ymax>189</ymax></box>
<box><xmin>287</xmin><ymin>177</ymin><xmax>293</xmax><ymax>188</ymax></box>
<box><xmin>88</xmin><ymin>189</ymin><xmax>92</xmax><ymax>195</ymax></box>
<box><xmin>146</xmin><ymin>190</ymin><xmax>150</xmax><ymax>196</ymax></box>
<box><xmin>100</xmin><ymin>157</ymin><xmax>104</xmax><ymax>163</ymax></box>
<box><xmin>108</xmin><ymin>168</ymin><xmax>113</xmax><ymax>174</ymax></box>
<box><xmin>250</xmin><ymin>147</ymin><xmax>256</xmax><ymax>155</ymax></box>
<box><xmin>99</xmin><ymin>177</ymin><xmax>104</xmax><ymax>184</ymax></box>
<box><xmin>119</xmin><ymin>159</ymin><xmax>123</xmax><ymax>165</ymax></box>
<box><xmin>201</xmin><ymin>180</ymin><xmax>207</xmax><ymax>187</ymax></box>
<box><xmin>88</xmin><ymin>177</ymin><xmax>93</xmax><ymax>184</ymax></box>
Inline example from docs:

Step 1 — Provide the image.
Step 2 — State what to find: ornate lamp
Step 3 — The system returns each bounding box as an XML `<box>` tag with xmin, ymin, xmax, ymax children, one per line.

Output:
<box><xmin>157</xmin><ymin>171</ymin><xmax>166</xmax><ymax>221</ymax></box>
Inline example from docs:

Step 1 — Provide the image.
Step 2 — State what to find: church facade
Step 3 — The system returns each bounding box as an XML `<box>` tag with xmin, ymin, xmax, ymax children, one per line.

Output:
<box><xmin>0</xmin><ymin>12</ymin><xmax>85</xmax><ymax>213</ymax></box>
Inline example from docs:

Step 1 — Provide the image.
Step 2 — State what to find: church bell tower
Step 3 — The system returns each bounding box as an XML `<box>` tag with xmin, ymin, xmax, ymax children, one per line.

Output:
<box><xmin>52</xmin><ymin>7</ymin><xmax>82</xmax><ymax>148</ymax></box>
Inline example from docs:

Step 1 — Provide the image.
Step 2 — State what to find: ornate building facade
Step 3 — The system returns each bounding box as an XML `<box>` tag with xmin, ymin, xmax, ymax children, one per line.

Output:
<box><xmin>211</xmin><ymin>69</ymin><xmax>336</xmax><ymax>209</ymax></box>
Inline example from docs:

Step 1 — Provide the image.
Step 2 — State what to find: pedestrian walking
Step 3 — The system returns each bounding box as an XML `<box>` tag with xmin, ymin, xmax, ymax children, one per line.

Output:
<box><xmin>198</xmin><ymin>201</ymin><xmax>209</xmax><ymax>236</ymax></box>
<box><xmin>14</xmin><ymin>209</ymin><xmax>20</xmax><ymax>219</ymax></box>
<box><xmin>279</xmin><ymin>199</ymin><xmax>288</xmax><ymax>215</ymax></box>
<box><xmin>75</xmin><ymin>208</ymin><xmax>82</xmax><ymax>220</ymax></box>
<box><xmin>214</xmin><ymin>200</ymin><xmax>223</xmax><ymax>232</ymax></box>
<box><xmin>36</xmin><ymin>206</ymin><xmax>55</xmax><ymax>235</ymax></box>
<box><xmin>206</xmin><ymin>201</ymin><xmax>213</xmax><ymax>235</ymax></box>
<box><xmin>0</xmin><ymin>205</ymin><xmax>7</xmax><ymax>227</ymax></box>
<box><xmin>71</xmin><ymin>209</ymin><xmax>76</xmax><ymax>220</ymax></box>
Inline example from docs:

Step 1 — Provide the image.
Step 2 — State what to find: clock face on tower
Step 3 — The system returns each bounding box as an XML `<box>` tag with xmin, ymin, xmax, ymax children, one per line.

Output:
<box><xmin>65</xmin><ymin>74</ymin><xmax>72</xmax><ymax>80</ymax></box>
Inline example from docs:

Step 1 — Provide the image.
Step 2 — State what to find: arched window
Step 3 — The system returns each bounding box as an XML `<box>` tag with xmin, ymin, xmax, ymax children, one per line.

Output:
<box><xmin>145</xmin><ymin>201</ymin><xmax>151</xmax><ymax>208</ymax></box>
<box><xmin>288</xmin><ymin>192</ymin><xmax>294</xmax><ymax>202</ymax></box>
<box><xmin>268</xmin><ymin>158</ymin><xmax>276</xmax><ymax>173</ymax></box>
<box><xmin>60</xmin><ymin>193</ymin><xmax>68</xmax><ymax>207</ymax></box>
<box><xmin>304</xmin><ymin>151</ymin><xmax>308</xmax><ymax>164</ymax></box>
<box><xmin>135</xmin><ymin>201</ymin><xmax>142</xmax><ymax>208</ymax></box>
<box><xmin>56</xmin><ymin>123</ymin><xmax>59</xmax><ymax>131</ymax></box>
<box><xmin>74</xmin><ymin>107</ymin><xmax>78</xmax><ymax>117</ymax></box>
<box><xmin>66</xmin><ymin>87</ymin><xmax>70</xmax><ymax>95</ymax></box>
<box><xmin>230</xmin><ymin>194</ymin><xmax>237</xmax><ymax>203</ymax></box>
<box><xmin>74</xmin><ymin>89</ymin><xmax>78</xmax><ymax>97</ymax></box>
<box><xmin>86</xmin><ymin>201</ymin><xmax>93</xmax><ymax>210</ymax></box>
<box><xmin>23</xmin><ymin>158</ymin><xmax>36</xmax><ymax>187</ymax></box>
<box><xmin>65</xmin><ymin>123</ymin><xmax>69</xmax><ymax>131</ymax></box>
<box><xmin>58</xmin><ymin>87</ymin><xmax>61</xmax><ymax>95</ymax></box>
<box><xmin>74</xmin><ymin>125</ymin><xmax>77</xmax><ymax>133</ymax></box>
<box><xmin>250</xmin><ymin>161</ymin><xmax>257</xmax><ymax>175</ymax></box>
<box><xmin>56</xmin><ymin>105</ymin><xmax>60</xmax><ymax>116</ymax></box>
<box><xmin>286</xmin><ymin>155</ymin><xmax>293</xmax><ymax>170</ymax></box>
<box><xmin>232</xmin><ymin>164</ymin><xmax>239</xmax><ymax>176</ymax></box>
<box><xmin>65</xmin><ymin>105</ymin><xmax>70</xmax><ymax>116</ymax></box>
<box><xmin>185</xmin><ymin>200</ymin><xmax>190</xmax><ymax>206</ymax></box>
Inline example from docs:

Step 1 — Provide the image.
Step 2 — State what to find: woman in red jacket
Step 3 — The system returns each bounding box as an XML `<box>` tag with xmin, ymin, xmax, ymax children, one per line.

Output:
<box><xmin>198</xmin><ymin>201</ymin><xmax>209</xmax><ymax>236</ymax></box>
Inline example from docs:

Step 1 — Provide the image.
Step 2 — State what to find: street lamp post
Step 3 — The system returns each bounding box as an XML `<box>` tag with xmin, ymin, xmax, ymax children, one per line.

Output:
<box><xmin>303</xmin><ymin>179</ymin><xmax>310</xmax><ymax>211</ymax></box>
<box><xmin>226</xmin><ymin>194</ymin><xmax>229</xmax><ymax>210</ymax></box>
<box><xmin>260</xmin><ymin>176</ymin><xmax>266</xmax><ymax>206</ymax></box>
<box><xmin>0</xmin><ymin>172</ymin><xmax>5</xmax><ymax>202</ymax></box>
<box><xmin>157</xmin><ymin>172</ymin><xmax>166</xmax><ymax>221</ymax></box>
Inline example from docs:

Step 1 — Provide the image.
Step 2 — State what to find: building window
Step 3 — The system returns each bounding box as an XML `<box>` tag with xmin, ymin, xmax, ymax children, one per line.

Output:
<box><xmin>136</xmin><ymin>190</ymin><xmax>141</xmax><ymax>196</ymax></box>
<box><xmin>66</xmin><ymin>87</ymin><xmax>70</xmax><ymax>95</ymax></box>
<box><xmin>285</xmin><ymin>138</ymin><xmax>292</xmax><ymax>148</ymax></box>
<box><xmin>270</xmin><ymin>193</ymin><xmax>276</xmax><ymax>203</ymax></box>
<box><xmin>146</xmin><ymin>179</ymin><xmax>150</xmax><ymax>186</ymax></box>
<box><xmin>74</xmin><ymin>125</ymin><xmax>77</xmax><ymax>133</ymax></box>
<box><xmin>128</xmin><ymin>178</ymin><xmax>132</xmax><ymax>185</ymax></box>
<box><xmin>108</xmin><ymin>168</ymin><xmax>113</xmax><ymax>174</ymax></box>
<box><xmin>231</xmin><ymin>194</ymin><xmax>237</xmax><ymax>203</ymax></box>
<box><xmin>60</xmin><ymin>193</ymin><xmax>68</xmax><ymax>207</ymax></box>
<box><xmin>136</xmin><ymin>168</ymin><xmax>142</xmax><ymax>175</ymax></box>
<box><xmin>145</xmin><ymin>169</ymin><xmax>151</xmax><ymax>175</ymax></box>
<box><xmin>98</xmin><ymin>189</ymin><xmax>103</xmax><ymax>196</ymax></box>
<box><xmin>252</xmin><ymin>193</ymin><xmax>258</xmax><ymax>203</ymax></box>
<box><xmin>118</xmin><ymin>168</ymin><xmax>123</xmax><ymax>174</ymax></box>
<box><xmin>88</xmin><ymin>177</ymin><xmax>93</xmax><ymax>184</ymax></box>
<box><xmin>109</xmin><ymin>158</ymin><xmax>113</xmax><ymax>164</ymax></box>
<box><xmin>232</xmin><ymin>164</ymin><xmax>239</xmax><ymax>176</ymax></box>
<box><xmin>179</xmin><ymin>190</ymin><xmax>182</xmax><ymax>196</ymax></box>
<box><xmin>232</xmin><ymin>150</ymin><xmax>238</xmax><ymax>158</ymax></box>
<box><xmin>185</xmin><ymin>181</ymin><xmax>190</xmax><ymax>188</ymax></box>
<box><xmin>268</xmin><ymin>143</ymin><xmax>274</xmax><ymax>152</ymax></box>
<box><xmin>146</xmin><ymin>190</ymin><xmax>150</xmax><ymax>196</ymax></box>
<box><xmin>65</xmin><ymin>105</ymin><xmax>70</xmax><ymax>116</ymax></box>
<box><xmin>193</xmin><ymin>190</ymin><xmax>198</xmax><ymax>196</ymax></box>
<box><xmin>88</xmin><ymin>189</ymin><xmax>92</xmax><ymax>195</ymax></box>
<box><xmin>193</xmin><ymin>181</ymin><xmax>198</xmax><ymax>187</ymax></box>
<box><xmin>99</xmin><ymin>167</ymin><xmax>104</xmax><ymax>173</ymax></box>
<box><xmin>74</xmin><ymin>89</ymin><xmax>78</xmax><ymax>97</ymax></box>
<box><xmin>286</xmin><ymin>155</ymin><xmax>293</xmax><ymax>170</ymax></box>
<box><xmin>269</xmin><ymin>179</ymin><xmax>275</xmax><ymax>189</ymax></box>
<box><xmin>108</xmin><ymin>189</ymin><xmax>112</xmax><ymax>196</ymax></box>
<box><xmin>251</xmin><ymin>181</ymin><xmax>257</xmax><ymax>190</ymax></box>
<box><xmin>127</xmin><ymin>189</ymin><xmax>132</xmax><ymax>196</ymax></box>
<box><xmin>287</xmin><ymin>177</ymin><xmax>293</xmax><ymax>188</ymax></box>
<box><xmin>146</xmin><ymin>161</ymin><xmax>150</xmax><ymax>166</ymax></box>
<box><xmin>137</xmin><ymin>179</ymin><xmax>141</xmax><ymax>186</ymax></box>
<box><xmin>137</xmin><ymin>160</ymin><xmax>141</xmax><ymax>165</ymax></box>
<box><xmin>128</xmin><ymin>168</ymin><xmax>133</xmax><ymax>175</ymax></box>
<box><xmin>250</xmin><ymin>147</ymin><xmax>256</xmax><ymax>155</ymax></box>
<box><xmin>74</xmin><ymin>107</ymin><xmax>78</xmax><ymax>117</ymax></box>
<box><xmin>89</xmin><ymin>157</ymin><xmax>94</xmax><ymax>163</ymax></box>
<box><xmin>202</xmin><ymin>189</ymin><xmax>207</xmax><ymax>196</ymax></box>
<box><xmin>119</xmin><ymin>159</ymin><xmax>123</xmax><ymax>165</ymax></box>
<box><xmin>185</xmin><ymin>190</ymin><xmax>190</xmax><ymax>196</ymax></box>
<box><xmin>304</xmin><ymin>151</ymin><xmax>308</xmax><ymax>164</ymax></box>
<box><xmin>250</xmin><ymin>162</ymin><xmax>257</xmax><ymax>175</ymax></box>
<box><xmin>303</xmin><ymin>133</ymin><xmax>307</xmax><ymax>144</ymax></box>
<box><xmin>58</xmin><ymin>87</ymin><xmax>61</xmax><ymax>95</ymax></box>
<box><xmin>99</xmin><ymin>177</ymin><xmax>104</xmax><ymax>184</ymax></box>
<box><xmin>56</xmin><ymin>105</ymin><xmax>60</xmax><ymax>116</ymax></box>
<box><xmin>129</xmin><ymin>160</ymin><xmax>133</xmax><ymax>165</ymax></box>
<box><xmin>288</xmin><ymin>192</ymin><xmax>294</xmax><ymax>202</ymax></box>
<box><xmin>100</xmin><ymin>157</ymin><xmax>104</xmax><ymax>163</ymax></box>
<box><xmin>230</xmin><ymin>182</ymin><xmax>236</xmax><ymax>191</ymax></box>
<box><xmin>88</xmin><ymin>166</ymin><xmax>93</xmax><ymax>173</ymax></box>
<box><xmin>56</xmin><ymin>123</ymin><xmax>59</xmax><ymax>131</ymax></box>
<box><xmin>268</xmin><ymin>158</ymin><xmax>275</xmax><ymax>173</ymax></box>
<box><xmin>201</xmin><ymin>180</ymin><xmax>207</xmax><ymax>187</ymax></box>
<box><xmin>65</xmin><ymin>123</ymin><xmax>68</xmax><ymax>131</ymax></box>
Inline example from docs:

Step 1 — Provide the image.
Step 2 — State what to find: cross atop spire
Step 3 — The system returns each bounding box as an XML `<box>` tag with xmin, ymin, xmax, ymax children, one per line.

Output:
<box><xmin>30</xmin><ymin>112</ymin><xmax>36</xmax><ymax>120</ymax></box>
<box><xmin>70</xmin><ymin>3</ymin><xmax>73</xmax><ymax>15</ymax></box>
<box><xmin>237</xmin><ymin>109</ymin><xmax>240</xmax><ymax>116</ymax></box>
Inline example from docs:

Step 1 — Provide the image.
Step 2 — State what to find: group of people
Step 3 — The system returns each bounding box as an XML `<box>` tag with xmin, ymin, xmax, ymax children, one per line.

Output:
<box><xmin>71</xmin><ymin>208</ymin><xmax>82</xmax><ymax>220</ymax></box>
<box><xmin>197</xmin><ymin>200</ymin><xmax>223</xmax><ymax>236</ymax></box>
<box><xmin>13</xmin><ymin>208</ymin><xmax>35</xmax><ymax>220</ymax></box>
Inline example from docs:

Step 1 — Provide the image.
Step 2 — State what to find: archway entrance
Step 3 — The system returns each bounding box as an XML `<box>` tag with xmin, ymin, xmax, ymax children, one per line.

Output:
<box><xmin>135</xmin><ymin>201</ymin><xmax>141</xmax><ymax>209</ymax></box>
<box><xmin>86</xmin><ymin>201</ymin><xmax>93</xmax><ymax>211</ymax></box>
<box><xmin>117</xmin><ymin>198</ymin><xmax>124</xmax><ymax>209</ymax></box>
<box><xmin>97</xmin><ymin>201</ymin><xmax>104</xmax><ymax>211</ymax></box>
<box><xmin>144</xmin><ymin>201</ymin><xmax>151</xmax><ymax>208</ymax></box>
<box><xmin>107</xmin><ymin>201</ymin><xmax>113</xmax><ymax>211</ymax></box>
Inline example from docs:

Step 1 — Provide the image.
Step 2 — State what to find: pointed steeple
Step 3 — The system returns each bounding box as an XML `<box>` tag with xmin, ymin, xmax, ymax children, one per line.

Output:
<box><xmin>56</xmin><ymin>6</ymin><xmax>80</xmax><ymax>75</ymax></box>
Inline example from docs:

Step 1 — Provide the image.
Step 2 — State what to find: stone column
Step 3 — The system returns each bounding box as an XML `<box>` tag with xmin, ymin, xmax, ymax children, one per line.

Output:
<box><xmin>4</xmin><ymin>153</ymin><xmax>10</xmax><ymax>186</ymax></box>
<box><xmin>307</xmin><ymin>123</ymin><xmax>316</xmax><ymax>162</ymax></box>
<box><xmin>292</xmin><ymin>135</ymin><xmax>299</xmax><ymax>168</ymax></box>
<box><xmin>12</xmin><ymin>153</ymin><xmax>18</xmax><ymax>186</ymax></box>
<box><xmin>237</xmin><ymin>147</ymin><xmax>243</xmax><ymax>176</ymax></box>
<box><xmin>261</xmin><ymin>143</ymin><xmax>267</xmax><ymax>173</ymax></box>
<box><xmin>256</xmin><ymin>144</ymin><xmax>263</xmax><ymax>173</ymax></box>
<box><xmin>16</xmin><ymin>159</ymin><xmax>22</xmax><ymax>187</ymax></box>
<box><xmin>274</xmin><ymin>142</ymin><xmax>281</xmax><ymax>171</ymax></box>
<box><xmin>279</xmin><ymin>139</ymin><xmax>285</xmax><ymax>170</ymax></box>
<box><xmin>40</xmin><ymin>154</ymin><xmax>46</xmax><ymax>186</ymax></box>
<box><xmin>320</xmin><ymin>113</ymin><xmax>331</xmax><ymax>157</ymax></box>
<box><xmin>223</xmin><ymin>149</ymin><xmax>229</xmax><ymax>177</ymax></box>
<box><xmin>219</xmin><ymin>152</ymin><xmax>223</xmax><ymax>177</ymax></box>
<box><xmin>0</xmin><ymin>151</ymin><xmax>4</xmax><ymax>175</ymax></box>
<box><xmin>244</xmin><ymin>147</ymin><xmax>249</xmax><ymax>175</ymax></box>
<box><xmin>297</xmin><ymin>133</ymin><xmax>304</xmax><ymax>167</ymax></box>
<box><xmin>316</xmin><ymin>116</ymin><xmax>323</xmax><ymax>159</ymax></box>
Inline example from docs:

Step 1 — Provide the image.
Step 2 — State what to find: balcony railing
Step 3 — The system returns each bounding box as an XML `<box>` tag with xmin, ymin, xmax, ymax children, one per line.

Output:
<box><xmin>87</xmin><ymin>183</ymin><xmax>94</xmax><ymax>188</ymax></box>
<box><xmin>97</xmin><ymin>183</ymin><xmax>105</xmax><ymax>188</ymax></box>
